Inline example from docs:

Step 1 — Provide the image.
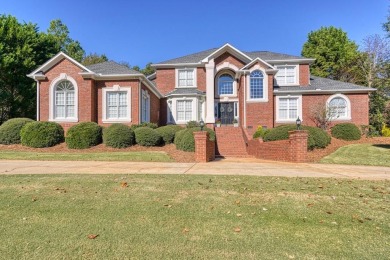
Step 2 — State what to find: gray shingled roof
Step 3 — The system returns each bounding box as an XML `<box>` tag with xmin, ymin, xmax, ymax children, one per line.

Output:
<box><xmin>155</xmin><ymin>48</ymin><xmax>307</xmax><ymax>65</ymax></box>
<box><xmin>166</xmin><ymin>88</ymin><xmax>206</xmax><ymax>97</ymax></box>
<box><xmin>274</xmin><ymin>76</ymin><xmax>374</xmax><ymax>92</ymax></box>
<box><xmin>86</xmin><ymin>61</ymin><xmax>141</xmax><ymax>75</ymax></box>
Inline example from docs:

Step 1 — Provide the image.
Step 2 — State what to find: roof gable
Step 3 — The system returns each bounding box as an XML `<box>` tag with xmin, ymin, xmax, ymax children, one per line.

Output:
<box><xmin>201</xmin><ymin>43</ymin><xmax>252</xmax><ymax>64</ymax></box>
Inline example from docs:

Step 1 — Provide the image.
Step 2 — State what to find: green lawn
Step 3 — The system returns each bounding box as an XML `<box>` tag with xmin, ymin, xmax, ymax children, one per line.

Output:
<box><xmin>0</xmin><ymin>174</ymin><xmax>388</xmax><ymax>259</ymax></box>
<box><xmin>321</xmin><ymin>144</ymin><xmax>390</xmax><ymax>167</ymax></box>
<box><xmin>0</xmin><ymin>151</ymin><xmax>172</xmax><ymax>162</ymax></box>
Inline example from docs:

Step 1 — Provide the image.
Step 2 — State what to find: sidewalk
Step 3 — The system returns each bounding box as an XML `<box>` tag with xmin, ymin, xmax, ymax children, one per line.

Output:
<box><xmin>1</xmin><ymin>158</ymin><xmax>390</xmax><ymax>180</ymax></box>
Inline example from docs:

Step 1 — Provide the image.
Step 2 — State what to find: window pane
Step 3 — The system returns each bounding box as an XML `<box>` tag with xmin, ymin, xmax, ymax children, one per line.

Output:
<box><xmin>56</xmin><ymin>92</ymin><xmax>65</xmax><ymax>105</ymax></box>
<box><xmin>279</xmin><ymin>98</ymin><xmax>298</xmax><ymax>120</ymax></box>
<box><xmin>250</xmin><ymin>70</ymin><xmax>264</xmax><ymax>99</ymax></box>
<box><xmin>56</xmin><ymin>105</ymin><xmax>65</xmax><ymax>118</ymax></box>
<box><xmin>66</xmin><ymin>106</ymin><xmax>74</xmax><ymax>117</ymax></box>
<box><xmin>178</xmin><ymin>69</ymin><xmax>194</xmax><ymax>87</ymax></box>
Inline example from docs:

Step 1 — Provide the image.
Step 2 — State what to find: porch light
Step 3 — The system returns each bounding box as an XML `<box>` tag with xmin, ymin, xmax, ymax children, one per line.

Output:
<box><xmin>296</xmin><ymin>117</ymin><xmax>301</xmax><ymax>130</ymax></box>
<box><xmin>200</xmin><ymin>119</ymin><xmax>205</xmax><ymax>131</ymax></box>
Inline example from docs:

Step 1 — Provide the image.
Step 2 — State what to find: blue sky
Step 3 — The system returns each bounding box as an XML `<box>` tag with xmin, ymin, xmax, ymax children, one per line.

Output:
<box><xmin>1</xmin><ymin>0</ymin><xmax>388</xmax><ymax>67</ymax></box>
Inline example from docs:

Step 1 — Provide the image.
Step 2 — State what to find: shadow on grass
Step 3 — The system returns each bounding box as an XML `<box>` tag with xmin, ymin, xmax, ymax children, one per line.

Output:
<box><xmin>373</xmin><ymin>144</ymin><xmax>390</xmax><ymax>149</ymax></box>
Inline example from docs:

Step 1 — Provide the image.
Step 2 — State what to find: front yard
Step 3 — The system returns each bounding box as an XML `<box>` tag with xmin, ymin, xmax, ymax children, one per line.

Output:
<box><xmin>0</xmin><ymin>174</ymin><xmax>389</xmax><ymax>259</ymax></box>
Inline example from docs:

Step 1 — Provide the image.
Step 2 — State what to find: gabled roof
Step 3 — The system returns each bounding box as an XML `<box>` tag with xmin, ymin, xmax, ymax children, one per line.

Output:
<box><xmin>165</xmin><ymin>88</ymin><xmax>206</xmax><ymax>97</ymax></box>
<box><xmin>274</xmin><ymin>76</ymin><xmax>375</xmax><ymax>94</ymax></box>
<box><xmin>86</xmin><ymin>61</ymin><xmax>141</xmax><ymax>75</ymax></box>
<box><xmin>152</xmin><ymin>44</ymin><xmax>314</xmax><ymax>67</ymax></box>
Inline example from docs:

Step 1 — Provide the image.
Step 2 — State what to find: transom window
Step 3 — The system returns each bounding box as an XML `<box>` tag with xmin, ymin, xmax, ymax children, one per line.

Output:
<box><xmin>178</xmin><ymin>69</ymin><xmax>194</xmax><ymax>87</ymax></box>
<box><xmin>218</xmin><ymin>74</ymin><xmax>234</xmax><ymax>95</ymax></box>
<box><xmin>250</xmin><ymin>70</ymin><xmax>264</xmax><ymax>99</ymax></box>
<box><xmin>177</xmin><ymin>100</ymin><xmax>192</xmax><ymax>121</ymax></box>
<box><xmin>106</xmin><ymin>92</ymin><xmax>128</xmax><ymax>119</ymax></box>
<box><xmin>55</xmin><ymin>80</ymin><xmax>75</xmax><ymax>119</ymax></box>
<box><xmin>329</xmin><ymin>97</ymin><xmax>347</xmax><ymax>118</ymax></box>
<box><xmin>278</xmin><ymin>97</ymin><xmax>298</xmax><ymax>120</ymax></box>
<box><xmin>141</xmin><ymin>90</ymin><xmax>150</xmax><ymax>123</ymax></box>
<box><xmin>275</xmin><ymin>65</ymin><xmax>297</xmax><ymax>85</ymax></box>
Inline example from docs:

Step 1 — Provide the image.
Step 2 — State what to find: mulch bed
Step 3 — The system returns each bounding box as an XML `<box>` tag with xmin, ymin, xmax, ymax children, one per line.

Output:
<box><xmin>307</xmin><ymin>137</ymin><xmax>390</xmax><ymax>162</ymax></box>
<box><xmin>0</xmin><ymin>143</ymin><xmax>196</xmax><ymax>163</ymax></box>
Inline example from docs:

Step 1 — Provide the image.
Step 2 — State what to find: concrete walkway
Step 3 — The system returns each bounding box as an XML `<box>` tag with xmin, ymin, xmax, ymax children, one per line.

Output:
<box><xmin>1</xmin><ymin>158</ymin><xmax>390</xmax><ymax>180</ymax></box>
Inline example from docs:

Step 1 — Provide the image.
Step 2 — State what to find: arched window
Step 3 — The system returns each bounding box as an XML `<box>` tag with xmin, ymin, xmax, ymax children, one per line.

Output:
<box><xmin>55</xmin><ymin>80</ymin><xmax>75</xmax><ymax>119</ymax></box>
<box><xmin>218</xmin><ymin>74</ymin><xmax>234</xmax><ymax>95</ymax></box>
<box><xmin>250</xmin><ymin>70</ymin><xmax>264</xmax><ymax>99</ymax></box>
<box><xmin>328</xmin><ymin>95</ymin><xmax>350</xmax><ymax>119</ymax></box>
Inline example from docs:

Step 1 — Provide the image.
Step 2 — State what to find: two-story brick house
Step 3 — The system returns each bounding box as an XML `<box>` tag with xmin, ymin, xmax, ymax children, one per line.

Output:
<box><xmin>28</xmin><ymin>43</ymin><xmax>374</xmax><ymax>145</ymax></box>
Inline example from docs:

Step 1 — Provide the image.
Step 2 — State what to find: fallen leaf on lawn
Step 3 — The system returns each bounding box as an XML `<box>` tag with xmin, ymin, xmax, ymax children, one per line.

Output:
<box><xmin>163</xmin><ymin>204</ymin><xmax>172</xmax><ymax>208</ymax></box>
<box><xmin>87</xmin><ymin>234</ymin><xmax>99</xmax><ymax>239</ymax></box>
<box><xmin>31</xmin><ymin>197</ymin><xmax>37</xmax><ymax>202</ymax></box>
<box><xmin>236</xmin><ymin>213</ymin><xmax>242</xmax><ymax>217</ymax></box>
<box><xmin>182</xmin><ymin>228</ymin><xmax>190</xmax><ymax>233</ymax></box>
<box><xmin>287</xmin><ymin>254</ymin><xmax>295</xmax><ymax>259</ymax></box>
<box><xmin>262</xmin><ymin>207</ymin><xmax>268</xmax><ymax>211</ymax></box>
<box><xmin>120</xmin><ymin>181</ymin><xmax>128</xmax><ymax>188</ymax></box>
<box><xmin>326</xmin><ymin>211</ymin><xmax>332</xmax><ymax>214</ymax></box>
<box><xmin>234</xmin><ymin>227</ymin><xmax>241</xmax><ymax>232</ymax></box>
<box><xmin>235</xmin><ymin>200</ymin><xmax>240</xmax><ymax>205</ymax></box>
<box><xmin>331</xmin><ymin>196</ymin><xmax>336</xmax><ymax>200</ymax></box>
<box><xmin>307</xmin><ymin>203</ymin><xmax>314</xmax><ymax>207</ymax></box>
<box><xmin>364</xmin><ymin>217</ymin><xmax>372</xmax><ymax>221</ymax></box>
<box><xmin>331</xmin><ymin>221</ymin><xmax>338</xmax><ymax>225</ymax></box>
<box><xmin>319</xmin><ymin>220</ymin><xmax>324</xmax><ymax>223</ymax></box>
<box><xmin>198</xmin><ymin>182</ymin><xmax>203</xmax><ymax>185</ymax></box>
<box><xmin>318</xmin><ymin>185</ymin><xmax>323</xmax><ymax>189</ymax></box>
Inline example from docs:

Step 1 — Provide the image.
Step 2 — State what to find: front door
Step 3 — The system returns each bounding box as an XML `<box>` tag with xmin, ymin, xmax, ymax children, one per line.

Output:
<box><xmin>218</xmin><ymin>102</ymin><xmax>234</xmax><ymax>125</ymax></box>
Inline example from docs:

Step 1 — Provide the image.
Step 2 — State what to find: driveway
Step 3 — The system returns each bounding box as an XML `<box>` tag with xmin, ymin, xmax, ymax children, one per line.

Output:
<box><xmin>1</xmin><ymin>158</ymin><xmax>390</xmax><ymax>180</ymax></box>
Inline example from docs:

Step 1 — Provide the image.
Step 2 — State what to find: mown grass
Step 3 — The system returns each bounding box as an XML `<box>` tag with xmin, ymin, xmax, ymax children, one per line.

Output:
<box><xmin>321</xmin><ymin>144</ymin><xmax>390</xmax><ymax>167</ymax></box>
<box><xmin>0</xmin><ymin>174</ymin><xmax>389</xmax><ymax>259</ymax></box>
<box><xmin>0</xmin><ymin>151</ymin><xmax>172</xmax><ymax>162</ymax></box>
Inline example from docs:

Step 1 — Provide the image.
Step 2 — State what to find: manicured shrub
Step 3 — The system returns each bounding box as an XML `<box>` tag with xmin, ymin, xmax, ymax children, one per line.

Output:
<box><xmin>20</xmin><ymin>121</ymin><xmax>64</xmax><ymax>148</ymax></box>
<box><xmin>66</xmin><ymin>122</ymin><xmax>102</xmax><ymax>149</ymax></box>
<box><xmin>130</xmin><ymin>122</ymin><xmax>158</xmax><ymax>130</ymax></box>
<box><xmin>134</xmin><ymin>127</ymin><xmax>162</xmax><ymax>146</ymax></box>
<box><xmin>186</xmin><ymin>121</ymin><xmax>200</xmax><ymax>128</ymax></box>
<box><xmin>155</xmin><ymin>125</ymin><xmax>184</xmax><ymax>144</ymax></box>
<box><xmin>175</xmin><ymin>127</ymin><xmax>215</xmax><ymax>152</ymax></box>
<box><xmin>0</xmin><ymin>118</ymin><xmax>34</xmax><ymax>144</ymax></box>
<box><xmin>253</xmin><ymin>126</ymin><xmax>270</xmax><ymax>139</ymax></box>
<box><xmin>331</xmin><ymin>123</ymin><xmax>361</xmax><ymax>140</ymax></box>
<box><xmin>263</xmin><ymin>124</ymin><xmax>331</xmax><ymax>150</ymax></box>
<box><xmin>103</xmin><ymin>123</ymin><xmax>135</xmax><ymax>148</ymax></box>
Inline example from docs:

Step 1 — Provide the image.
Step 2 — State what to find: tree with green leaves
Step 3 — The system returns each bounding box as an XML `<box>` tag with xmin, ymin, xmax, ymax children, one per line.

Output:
<box><xmin>301</xmin><ymin>26</ymin><xmax>361</xmax><ymax>82</ymax></box>
<box><xmin>0</xmin><ymin>15</ymin><xmax>59</xmax><ymax>124</ymax></box>
<box><xmin>47</xmin><ymin>19</ymin><xmax>85</xmax><ymax>62</ymax></box>
<box><xmin>82</xmin><ymin>53</ymin><xmax>108</xmax><ymax>66</ymax></box>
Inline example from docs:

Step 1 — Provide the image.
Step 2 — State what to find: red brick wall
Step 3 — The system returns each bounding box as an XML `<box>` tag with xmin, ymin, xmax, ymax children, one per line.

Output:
<box><xmin>299</xmin><ymin>64</ymin><xmax>310</xmax><ymax>86</ymax></box>
<box><xmin>197</xmin><ymin>67</ymin><xmax>206</xmax><ymax>92</ymax></box>
<box><xmin>194</xmin><ymin>131</ymin><xmax>215</xmax><ymax>162</ymax></box>
<box><xmin>159</xmin><ymin>98</ymin><xmax>168</xmax><ymax>126</ymax></box>
<box><xmin>155</xmin><ymin>69</ymin><xmax>175</xmax><ymax>96</ymax></box>
<box><xmin>215</xmin><ymin>52</ymin><xmax>246</xmax><ymax>68</ymax></box>
<box><xmin>141</xmin><ymin>83</ymin><xmax>160</xmax><ymax>124</ymax></box>
<box><xmin>301</xmin><ymin>93</ymin><xmax>369</xmax><ymax>127</ymax></box>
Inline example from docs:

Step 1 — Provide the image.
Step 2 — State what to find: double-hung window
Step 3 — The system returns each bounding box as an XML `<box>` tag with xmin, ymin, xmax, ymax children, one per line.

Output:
<box><xmin>176</xmin><ymin>100</ymin><xmax>192</xmax><ymax>121</ymax></box>
<box><xmin>141</xmin><ymin>90</ymin><xmax>150</xmax><ymax>123</ymax></box>
<box><xmin>55</xmin><ymin>80</ymin><xmax>75</xmax><ymax>119</ymax></box>
<box><xmin>275</xmin><ymin>65</ymin><xmax>297</xmax><ymax>85</ymax></box>
<box><xmin>178</xmin><ymin>69</ymin><xmax>195</xmax><ymax>87</ymax></box>
<box><xmin>106</xmin><ymin>91</ymin><xmax>128</xmax><ymax>120</ymax></box>
<box><xmin>278</xmin><ymin>97</ymin><xmax>298</xmax><ymax>120</ymax></box>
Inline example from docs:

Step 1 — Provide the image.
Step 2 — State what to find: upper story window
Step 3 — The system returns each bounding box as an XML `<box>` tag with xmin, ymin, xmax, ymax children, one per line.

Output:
<box><xmin>55</xmin><ymin>80</ymin><xmax>75</xmax><ymax>119</ymax></box>
<box><xmin>275</xmin><ymin>65</ymin><xmax>298</xmax><ymax>85</ymax></box>
<box><xmin>249</xmin><ymin>70</ymin><xmax>264</xmax><ymax>99</ymax></box>
<box><xmin>177</xmin><ymin>69</ymin><xmax>195</xmax><ymax>87</ymax></box>
<box><xmin>327</xmin><ymin>94</ymin><xmax>351</xmax><ymax>120</ymax></box>
<box><xmin>218</xmin><ymin>74</ymin><xmax>234</xmax><ymax>95</ymax></box>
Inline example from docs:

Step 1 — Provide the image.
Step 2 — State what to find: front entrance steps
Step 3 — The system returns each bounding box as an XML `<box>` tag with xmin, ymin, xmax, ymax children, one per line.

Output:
<box><xmin>214</xmin><ymin>126</ymin><xmax>250</xmax><ymax>157</ymax></box>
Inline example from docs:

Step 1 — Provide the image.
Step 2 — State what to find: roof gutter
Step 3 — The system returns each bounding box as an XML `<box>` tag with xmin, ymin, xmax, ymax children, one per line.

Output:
<box><xmin>273</xmin><ymin>88</ymin><xmax>376</xmax><ymax>95</ymax></box>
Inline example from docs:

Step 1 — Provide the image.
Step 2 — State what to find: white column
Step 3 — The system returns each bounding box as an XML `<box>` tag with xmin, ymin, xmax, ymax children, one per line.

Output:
<box><xmin>205</xmin><ymin>59</ymin><xmax>215</xmax><ymax>123</ymax></box>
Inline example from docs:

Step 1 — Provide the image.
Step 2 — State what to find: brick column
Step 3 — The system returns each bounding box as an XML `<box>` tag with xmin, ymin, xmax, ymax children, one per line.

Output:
<box><xmin>288</xmin><ymin>130</ymin><xmax>308</xmax><ymax>163</ymax></box>
<box><xmin>194</xmin><ymin>131</ymin><xmax>209</xmax><ymax>163</ymax></box>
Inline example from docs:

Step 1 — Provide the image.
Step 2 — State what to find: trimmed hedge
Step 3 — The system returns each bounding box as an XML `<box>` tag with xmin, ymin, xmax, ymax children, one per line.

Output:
<box><xmin>103</xmin><ymin>123</ymin><xmax>135</xmax><ymax>148</ymax></box>
<box><xmin>186</xmin><ymin>121</ymin><xmax>200</xmax><ymax>128</ymax></box>
<box><xmin>155</xmin><ymin>125</ymin><xmax>184</xmax><ymax>144</ymax></box>
<box><xmin>175</xmin><ymin>127</ymin><xmax>215</xmax><ymax>152</ymax></box>
<box><xmin>0</xmin><ymin>118</ymin><xmax>34</xmax><ymax>144</ymax></box>
<box><xmin>253</xmin><ymin>126</ymin><xmax>270</xmax><ymax>139</ymax></box>
<box><xmin>134</xmin><ymin>127</ymin><xmax>162</xmax><ymax>146</ymax></box>
<box><xmin>130</xmin><ymin>122</ymin><xmax>158</xmax><ymax>130</ymax></box>
<box><xmin>66</xmin><ymin>122</ymin><xmax>102</xmax><ymax>149</ymax></box>
<box><xmin>20</xmin><ymin>121</ymin><xmax>64</xmax><ymax>148</ymax></box>
<box><xmin>263</xmin><ymin>124</ymin><xmax>331</xmax><ymax>150</ymax></box>
<box><xmin>331</xmin><ymin>123</ymin><xmax>361</xmax><ymax>140</ymax></box>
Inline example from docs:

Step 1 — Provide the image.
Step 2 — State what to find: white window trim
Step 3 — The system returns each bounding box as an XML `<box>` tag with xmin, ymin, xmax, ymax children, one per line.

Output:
<box><xmin>215</xmin><ymin>71</ymin><xmax>237</xmax><ymax>98</ymax></box>
<box><xmin>275</xmin><ymin>95</ymin><xmax>302</xmax><ymax>123</ymax></box>
<box><xmin>49</xmin><ymin>73</ymin><xmax>78</xmax><ymax>123</ymax></box>
<box><xmin>166</xmin><ymin>96</ymin><xmax>201</xmax><ymax>124</ymax></box>
<box><xmin>246</xmin><ymin>65</ymin><xmax>268</xmax><ymax>102</ymax></box>
<box><xmin>102</xmin><ymin>85</ymin><xmax>132</xmax><ymax>123</ymax></box>
<box><xmin>327</xmin><ymin>94</ymin><xmax>351</xmax><ymax>120</ymax></box>
<box><xmin>175</xmin><ymin>68</ymin><xmax>197</xmax><ymax>88</ymax></box>
<box><xmin>141</xmin><ymin>89</ymin><xmax>151</xmax><ymax>123</ymax></box>
<box><xmin>275</xmin><ymin>65</ymin><xmax>299</xmax><ymax>86</ymax></box>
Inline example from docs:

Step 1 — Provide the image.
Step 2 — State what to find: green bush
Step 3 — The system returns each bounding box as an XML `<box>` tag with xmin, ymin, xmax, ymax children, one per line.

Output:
<box><xmin>331</xmin><ymin>123</ymin><xmax>361</xmax><ymax>140</ymax></box>
<box><xmin>130</xmin><ymin>122</ymin><xmax>158</xmax><ymax>130</ymax></box>
<box><xmin>20</xmin><ymin>121</ymin><xmax>64</xmax><ymax>148</ymax></box>
<box><xmin>103</xmin><ymin>124</ymin><xmax>135</xmax><ymax>148</ymax></box>
<box><xmin>66</xmin><ymin>122</ymin><xmax>102</xmax><ymax>149</ymax></box>
<box><xmin>134</xmin><ymin>127</ymin><xmax>162</xmax><ymax>146</ymax></box>
<box><xmin>155</xmin><ymin>125</ymin><xmax>183</xmax><ymax>144</ymax></box>
<box><xmin>175</xmin><ymin>127</ymin><xmax>215</xmax><ymax>152</ymax></box>
<box><xmin>0</xmin><ymin>118</ymin><xmax>34</xmax><ymax>144</ymax></box>
<box><xmin>263</xmin><ymin>124</ymin><xmax>331</xmax><ymax>150</ymax></box>
<box><xmin>186</xmin><ymin>121</ymin><xmax>200</xmax><ymax>128</ymax></box>
<box><xmin>253</xmin><ymin>126</ymin><xmax>270</xmax><ymax>139</ymax></box>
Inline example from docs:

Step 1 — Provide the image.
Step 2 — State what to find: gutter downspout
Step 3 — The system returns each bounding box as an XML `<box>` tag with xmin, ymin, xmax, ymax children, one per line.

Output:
<box><xmin>239</xmin><ymin>70</ymin><xmax>250</xmax><ymax>128</ymax></box>
<box><xmin>139</xmin><ymin>81</ymin><xmax>142</xmax><ymax>124</ymax></box>
<box><xmin>36</xmin><ymin>79</ymin><xmax>40</xmax><ymax>121</ymax></box>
